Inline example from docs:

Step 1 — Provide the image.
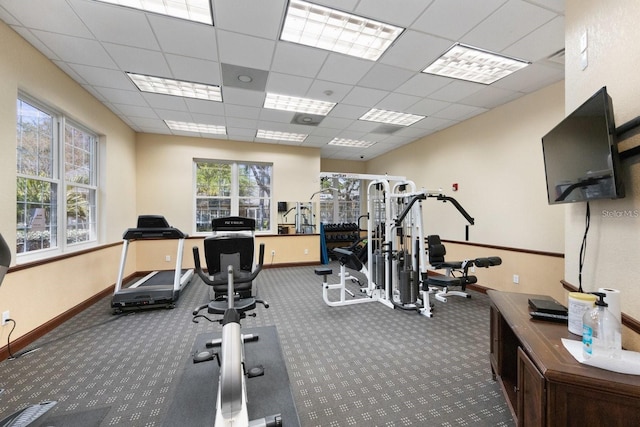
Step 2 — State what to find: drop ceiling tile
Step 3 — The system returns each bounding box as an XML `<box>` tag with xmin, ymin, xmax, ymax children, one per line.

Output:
<box><xmin>141</xmin><ymin>93</ymin><xmax>190</xmax><ymax>111</ymax></box>
<box><xmin>114</xmin><ymin>104</ymin><xmax>160</xmax><ymax>119</ymax></box>
<box><xmin>3</xmin><ymin>0</ymin><xmax>92</xmax><ymax>37</ymax></box>
<box><xmin>30</xmin><ymin>29</ymin><xmax>116</xmax><ymax>68</ymax></box>
<box><xmin>68</xmin><ymin>63</ymin><xmax>134</xmax><ymax>90</ymax></box>
<box><xmin>95</xmin><ymin>87</ymin><xmax>148</xmax><ymax>106</ymax></box>
<box><xmin>71</xmin><ymin>0</ymin><xmax>159</xmax><ymax>50</ymax></box>
<box><xmin>493</xmin><ymin>62</ymin><xmax>563</xmax><ymax>92</ymax></box>
<box><xmin>460</xmin><ymin>86</ymin><xmax>522</xmax><ymax>109</ymax></box>
<box><xmin>407</xmin><ymin>98</ymin><xmax>450</xmax><ymax>116</ymax></box>
<box><xmin>216</xmin><ymin>30</ymin><xmax>276</xmax><ymax>70</ymax></box>
<box><xmin>316</xmin><ymin>54</ymin><xmax>374</xmax><ymax>85</ymax></box>
<box><xmin>213</xmin><ymin>0</ymin><xmax>285</xmax><ymax>39</ymax></box>
<box><xmin>428</xmin><ymin>81</ymin><xmax>484</xmax><ymax>103</ymax></box>
<box><xmin>317</xmin><ymin>116</ymin><xmax>354</xmax><ymax>130</ymax></box>
<box><xmin>411</xmin><ymin>116</ymin><xmax>456</xmax><ymax>130</ymax></box>
<box><xmin>503</xmin><ymin>16</ymin><xmax>565</xmax><ymax>62</ymax></box>
<box><xmin>355</xmin><ymin>0</ymin><xmax>431</xmax><ymax>27</ymax></box>
<box><xmin>258</xmin><ymin>108</ymin><xmax>295</xmax><ymax>124</ymax></box>
<box><xmin>524</xmin><ymin>0</ymin><xmax>564</xmax><ymax>13</ymax></box>
<box><xmin>432</xmin><ymin>104</ymin><xmax>487</xmax><ymax>121</ymax></box>
<box><xmin>148</xmin><ymin>15</ymin><xmax>218</xmax><ymax>60</ymax></box>
<box><xmin>185</xmin><ymin>98</ymin><xmax>225</xmax><ymax>115</ymax></box>
<box><xmin>395</xmin><ymin>73</ymin><xmax>450</xmax><ymax>98</ymax></box>
<box><xmin>341</xmin><ymin>87</ymin><xmax>389</xmax><ymax>107</ymax></box>
<box><xmin>10</xmin><ymin>26</ymin><xmax>60</xmax><ymax>60</ymax></box>
<box><xmin>103</xmin><ymin>43</ymin><xmax>171</xmax><ymax>76</ymax></box>
<box><xmin>52</xmin><ymin>61</ymin><xmax>88</xmax><ymax>85</ymax></box>
<box><xmin>0</xmin><ymin>5</ymin><xmax>19</xmax><ymax>25</ymax></box>
<box><xmin>461</xmin><ymin>0</ymin><xmax>557</xmax><ymax>52</ymax></box>
<box><xmin>328</xmin><ymin>104</ymin><xmax>370</xmax><ymax>120</ymax></box>
<box><xmin>165</xmin><ymin>54</ymin><xmax>221</xmax><ymax>85</ymax></box>
<box><xmin>222</xmin><ymin>87</ymin><xmax>265</xmax><ymax>107</ymax></box>
<box><xmin>410</xmin><ymin>0</ymin><xmax>505</xmax><ymax>41</ymax></box>
<box><xmin>266</xmin><ymin>72</ymin><xmax>314</xmax><ymax>97</ymax></box>
<box><xmin>271</xmin><ymin>42</ymin><xmax>328</xmax><ymax>78</ymax></box>
<box><xmin>379</xmin><ymin>30</ymin><xmax>452</xmax><ymax>71</ymax></box>
<box><xmin>376</xmin><ymin>92</ymin><xmax>422</xmax><ymax>112</ymax></box>
<box><xmin>306</xmin><ymin>80</ymin><xmax>353</xmax><ymax>103</ymax></box>
<box><xmin>358</xmin><ymin>64</ymin><xmax>414</xmax><ymax>91</ymax></box>
<box><xmin>189</xmin><ymin>113</ymin><xmax>226</xmax><ymax>125</ymax></box>
<box><xmin>225</xmin><ymin>104</ymin><xmax>261</xmax><ymax>120</ymax></box>
<box><xmin>226</xmin><ymin>116</ymin><xmax>259</xmax><ymax>129</ymax></box>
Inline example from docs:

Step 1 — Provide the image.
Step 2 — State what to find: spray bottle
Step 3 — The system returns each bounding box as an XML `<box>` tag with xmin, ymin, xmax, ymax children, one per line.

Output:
<box><xmin>582</xmin><ymin>292</ymin><xmax>622</xmax><ymax>359</ymax></box>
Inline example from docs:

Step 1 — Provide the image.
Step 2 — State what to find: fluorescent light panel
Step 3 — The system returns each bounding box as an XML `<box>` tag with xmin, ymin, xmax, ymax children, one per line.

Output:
<box><xmin>423</xmin><ymin>43</ymin><xmax>530</xmax><ymax>85</ymax></box>
<box><xmin>359</xmin><ymin>108</ymin><xmax>424</xmax><ymax>126</ymax></box>
<box><xmin>264</xmin><ymin>93</ymin><xmax>335</xmax><ymax>115</ymax></box>
<box><xmin>127</xmin><ymin>73</ymin><xmax>222</xmax><ymax>102</ymax></box>
<box><xmin>329</xmin><ymin>138</ymin><xmax>375</xmax><ymax>148</ymax></box>
<box><xmin>165</xmin><ymin>120</ymin><xmax>226</xmax><ymax>135</ymax></box>
<box><xmin>281</xmin><ymin>0</ymin><xmax>403</xmax><ymax>61</ymax></box>
<box><xmin>94</xmin><ymin>0</ymin><xmax>213</xmax><ymax>25</ymax></box>
<box><xmin>257</xmin><ymin>129</ymin><xmax>308</xmax><ymax>142</ymax></box>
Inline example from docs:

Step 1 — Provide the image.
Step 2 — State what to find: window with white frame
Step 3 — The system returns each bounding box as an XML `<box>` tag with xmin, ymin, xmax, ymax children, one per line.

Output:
<box><xmin>195</xmin><ymin>160</ymin><xmax>272</xmax><ymax>233</ymax></box>
<box><xmin>16</xmin><ymin>95</ymin><xmax>98</xmax><ymax>257</ymax></box>
<box><xmin>319</xmin><ymin>176</ymin><xmax>362</xmax><ymax>225</ymax></box>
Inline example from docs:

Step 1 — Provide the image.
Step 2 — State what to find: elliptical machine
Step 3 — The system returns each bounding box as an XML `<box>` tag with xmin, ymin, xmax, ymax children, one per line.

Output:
<box><xmin>191</xmin><ymin>217</ymin><xmax>281</xmax><ymax>427</ymax></box>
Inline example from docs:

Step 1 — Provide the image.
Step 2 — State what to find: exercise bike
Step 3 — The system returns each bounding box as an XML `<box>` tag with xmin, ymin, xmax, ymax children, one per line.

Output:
<box><xmin>192</xmin><ymin>243</ymin><xmax>282</xmax><ymax>427</ymax></box>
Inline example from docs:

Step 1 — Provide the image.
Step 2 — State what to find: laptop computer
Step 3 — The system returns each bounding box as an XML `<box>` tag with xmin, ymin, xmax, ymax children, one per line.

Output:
<box><xmin>528</xmin><ymin>298</ymin><xmax>568</xmax><ymax>315</ymax></box>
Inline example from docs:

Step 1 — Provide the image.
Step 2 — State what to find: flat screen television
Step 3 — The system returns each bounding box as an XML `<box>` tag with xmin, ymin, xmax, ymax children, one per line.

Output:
<box><xmin>542</xmin><ymin>86</ymin><xmax>624</xmax><ymax>205</ymax></box>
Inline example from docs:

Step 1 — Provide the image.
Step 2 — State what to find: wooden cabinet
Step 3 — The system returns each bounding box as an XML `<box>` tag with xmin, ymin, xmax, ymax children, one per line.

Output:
<box><xmin>488</xmin><ymin>291</ymin><xmax>640</xmax><ymax>427</ymax></box>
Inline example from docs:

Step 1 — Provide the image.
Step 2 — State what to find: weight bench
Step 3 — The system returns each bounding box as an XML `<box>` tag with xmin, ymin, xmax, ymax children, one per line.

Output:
<box><xmin>316</xmin><ymin>246</ymin><xmax>374</xmax><ymax>307</ymax></box>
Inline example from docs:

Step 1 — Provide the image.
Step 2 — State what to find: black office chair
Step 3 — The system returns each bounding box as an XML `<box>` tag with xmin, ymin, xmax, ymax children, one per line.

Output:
<box><xmin>0</xmin><ymin>233</ymin><xmax>10</xmax><ymax>286</ymax></box>
<box><xmin>196</xmin><ymin>217</ymin><xmax>263</xmax><ymax>301</ymax></box>
<box><xmin>425</xmin><ymin>235</ymin><xmax>501</xmax><ymax>302</ymax></box>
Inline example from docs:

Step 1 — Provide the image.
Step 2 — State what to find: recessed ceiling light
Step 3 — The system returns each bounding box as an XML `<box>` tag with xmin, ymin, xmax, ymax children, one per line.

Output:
<box><xmin>280</xmin><ymin>0</ymin><xmax>403</xmax><ymax>61</ymax></box>
<box><xmin>257</xmin><ymin>129</ymin><xmax>308</xmax><ymax>142</ymax></box>
<box><xmin>165</xmin><ymin>120</ymin><xmax>226</xmax><ymax>135</ymax></box>
<box><xmin>423</xmin><ymin>43</ymin><xmax>530</xmax><ymax>85</ymax></box>
<box><xmin>127</xmin><ymin>73</ymin><xmax>222</xmax><ymax>102</ymax></box>
<box><xmin>264</xmin><ymin>93</ymin><xmax>336</xmax><ymax>115</ymax></box>
<box><xmin>359</xmin><ymin>108</ymin><xmax>424</xmax><ymax>126</ymax></box>
<box><xmin>94</xmin><ymin>0</ymin><xmax>213</xmax><ymax>25</ymax></box>
<box><xmin>329</xmin><ymin>138</ymin><xmax>375</xmax><ymax>148</ymax></box>
<box><xmin>237</xmin><ymin>75</ymin><xmax>253</xmax><ymax>83</ymax></box>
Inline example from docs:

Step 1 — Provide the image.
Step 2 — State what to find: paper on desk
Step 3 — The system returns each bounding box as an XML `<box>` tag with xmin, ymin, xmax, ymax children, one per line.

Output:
<box><xmin>562</xmin><ymin>338</ymin><xmax>640</xmax><ymax>375</ymax></box>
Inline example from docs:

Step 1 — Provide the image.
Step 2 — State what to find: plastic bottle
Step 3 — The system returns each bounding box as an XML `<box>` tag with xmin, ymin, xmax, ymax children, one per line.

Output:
<box><xmin>582</xmin><ymin>292</ymin><xmax>622</xmax><ymax>359</ymax></box>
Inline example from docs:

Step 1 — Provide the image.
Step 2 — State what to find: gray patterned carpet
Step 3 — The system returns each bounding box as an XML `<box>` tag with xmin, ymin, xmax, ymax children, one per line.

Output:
<box><xmin>0</xmin><ymin>262</ymin><xmax>514</xmax><ymax>426</ymax></box>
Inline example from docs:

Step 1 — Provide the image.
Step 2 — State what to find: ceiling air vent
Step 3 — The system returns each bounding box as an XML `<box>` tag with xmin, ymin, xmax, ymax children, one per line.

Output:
<box><xmin>291</xmin><ymin>113</ymin><xmax>325</xmax><ymax>126</ymax></box>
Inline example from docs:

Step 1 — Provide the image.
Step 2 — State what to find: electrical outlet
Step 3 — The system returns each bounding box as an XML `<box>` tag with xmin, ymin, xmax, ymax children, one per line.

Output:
<box><xmin>1</xmin><ymin>311</ymin><xmax>10</xmax><ymax>326</ymax></box>
<box><xmin>513</xmin><ymin>274</ymin><xmax>520</xmax><ymax>284</ymax></box>
<box><xmin>165</xmin><ymin>255</ymin><xmax>171</xmax><ymax>262</ymax></box>
<box><xmin>271</xmin><ymin>250</ymin><xmax>276</xmax><ymax>256</ymax></box>
<box><xmin>304</xmin><ymin>249</ymin><xmax>309</xmax><ymax>255</ymax></box>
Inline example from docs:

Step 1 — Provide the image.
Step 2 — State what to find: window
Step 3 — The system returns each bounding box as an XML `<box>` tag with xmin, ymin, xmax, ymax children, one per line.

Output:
<box><xmin>195</xmin><ymin>160</ymin><xmax>272</xmax><ymax>233</ymax></box>
<box><xmin>16</xmin><ymin>95</ymin><xmax>98</xmax><ymax>258</ymax></box>
<box><xmin>319</xmin><ymin>176</ymin><xmax>362</xmax><ymax>225</ymax></box>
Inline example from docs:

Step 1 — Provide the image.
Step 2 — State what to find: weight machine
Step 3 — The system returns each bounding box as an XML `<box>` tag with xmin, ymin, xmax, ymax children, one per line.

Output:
<box><xmin>318</xmin><ymin>172</ymin><xmax>480</xmax><ymax>317</ymax></box>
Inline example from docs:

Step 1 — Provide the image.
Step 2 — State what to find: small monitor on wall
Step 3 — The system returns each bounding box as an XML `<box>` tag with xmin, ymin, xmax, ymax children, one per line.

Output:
<box><xmin>542</xmin><ymin>86</ymin><xmax>625</xmax><ymax>205</ymax></box>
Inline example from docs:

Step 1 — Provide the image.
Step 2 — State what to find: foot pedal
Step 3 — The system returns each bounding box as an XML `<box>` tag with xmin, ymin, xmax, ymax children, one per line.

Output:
<box><xmin>247</xmin><ymin>365</ymin><xmax>264</xmax><ymax>378</ymax></box>
<box><xmin>193</xmin><ymin>350</ymin><xmax>216</xmax><ymax>364</ymax></box>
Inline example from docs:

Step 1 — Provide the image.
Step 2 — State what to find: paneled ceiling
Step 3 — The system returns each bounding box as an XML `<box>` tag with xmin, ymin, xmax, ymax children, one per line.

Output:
<box><xmin>0</xmin><ymin>0</ymin><xmax>565</xmax><ymax>161</ymax></box>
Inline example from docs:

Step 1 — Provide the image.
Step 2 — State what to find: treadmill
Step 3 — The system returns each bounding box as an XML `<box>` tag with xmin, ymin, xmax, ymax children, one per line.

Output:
<box><xmin>111</xmin><ymin>215</ymin><xmax>194</xmax><ymax>313</ymax></box>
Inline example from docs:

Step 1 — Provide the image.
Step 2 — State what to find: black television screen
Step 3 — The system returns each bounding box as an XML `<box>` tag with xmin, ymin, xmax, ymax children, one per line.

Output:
<box><xmin>542</xmin><ymin>87</ymin><xmax>624</xmax><ymax>205</ymax></box>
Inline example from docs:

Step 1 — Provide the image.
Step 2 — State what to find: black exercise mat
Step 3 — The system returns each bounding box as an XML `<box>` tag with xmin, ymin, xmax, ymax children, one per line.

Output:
<box><xmin>164</xmin><ymin>325</ymin><xmax>299</xmax><ymax>427</ymax></box>
<box><xmin>33</xmin><ymin>406</ymin><xmax>110</xmax><ymax>427</ymax></box>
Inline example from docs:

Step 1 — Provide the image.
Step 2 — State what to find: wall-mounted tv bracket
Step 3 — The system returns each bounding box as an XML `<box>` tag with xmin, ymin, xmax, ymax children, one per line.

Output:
<box><xmin>616</xmin><ymin>115</ymin><xmax>640</xmax><ymax>159</ymax></box>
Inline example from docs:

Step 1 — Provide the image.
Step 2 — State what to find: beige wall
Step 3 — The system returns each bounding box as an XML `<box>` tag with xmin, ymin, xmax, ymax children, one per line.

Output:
<box><xmin>135</xmin><ymin>133</ymin><xmax>321</xmax><ymax>235</ymax></box>
<box><xmin>564</xmin><ymin>0</ymin><xmax>640</xmax><ymax>349</ymax></box>
<box><xmin>0</xmin><ymin>21</ymin><xmax>137</xmax><ymax>342</ymax></box>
